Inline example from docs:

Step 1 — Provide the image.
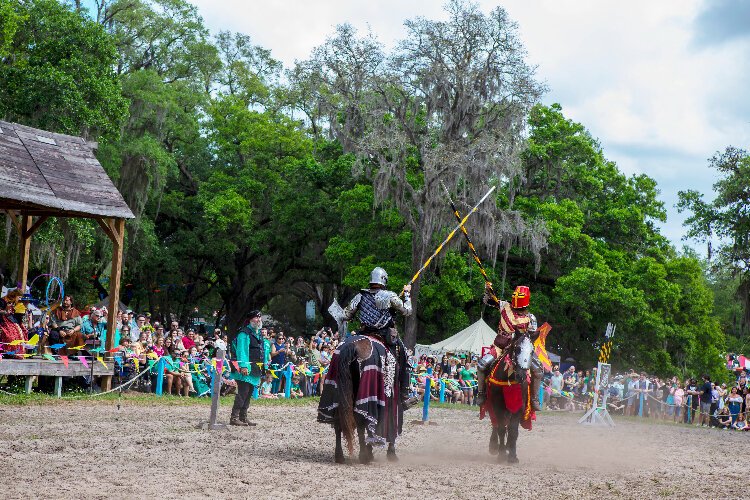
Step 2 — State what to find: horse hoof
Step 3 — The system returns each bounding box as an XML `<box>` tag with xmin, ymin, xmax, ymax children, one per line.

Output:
<box><xmin>359</xmin><ymin>452</ymin><xmax>373</xmax><ymax>464</ymax></box>
<box><xmin>507</xmin><ymin>454</ymin><xmax>519</xmax><ymax>464</ymax></box>
<box><xmin>387</xmin><ymin>451</ymin><xmax>399</xmax><ymax>462</ymax></box>
<box><xmin>489</xmin><ymin>441</ymin><xmax>499</xmax><ymax>455</ymax></box>
<box><xmin>335</xmin><ymin>455</ymin><xmax>346</xmax><ymax>464</ymax></box>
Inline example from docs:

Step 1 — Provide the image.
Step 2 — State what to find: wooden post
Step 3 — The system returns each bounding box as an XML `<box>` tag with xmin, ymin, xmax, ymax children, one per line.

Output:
<box><xmin>54</xmin><ymin>376</ymin><xmax>63</xmax><ymax>398</ymax></box>
<box><xmin>101</xmin><ymin>218</ymin><xmax>125</xmax><ymax>391</ymax></box>
<box><xmin>201</xmin><ymin>348</ymin><xmax>227</xmax><ymax>430</ymax></box>
<box><xmin>17</xmin><ymin>215</ymin><xmax>32</xmax><ymax>290</ymax></box>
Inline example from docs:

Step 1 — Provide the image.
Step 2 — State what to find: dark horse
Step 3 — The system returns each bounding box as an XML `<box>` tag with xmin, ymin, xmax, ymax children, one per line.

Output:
<box><xmin>318</xmin><ymin>331</ymin><xmax>408</xmax><ymax>464</ymax></box>
<box><xmin>483</xmin><ymin>330</ymin><xmax>535</xmax><ymax>464</ymax></box>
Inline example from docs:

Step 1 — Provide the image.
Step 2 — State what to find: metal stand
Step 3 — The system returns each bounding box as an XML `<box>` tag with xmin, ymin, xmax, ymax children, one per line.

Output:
<box><xmin>199</xmin><ymin>348</ymin><xmax>227</xmax><ymax>430</ymax></box>
<box><xmin>579</xmin><ymin>362</ymin><xmax>615</xmax><ymax>427</ymax></box>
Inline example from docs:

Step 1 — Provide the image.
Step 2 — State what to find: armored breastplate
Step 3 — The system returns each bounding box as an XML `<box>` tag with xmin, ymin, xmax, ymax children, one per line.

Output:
<box><xmin>358</xmin><ymin>290</ymin><xmax>394</xmax><ymax>330</ymax></box>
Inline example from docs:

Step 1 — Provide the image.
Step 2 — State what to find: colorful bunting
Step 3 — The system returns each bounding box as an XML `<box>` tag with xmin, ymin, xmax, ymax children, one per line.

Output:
<box><xmin>78</xmin><ymin>356</ymin><xmax>89</xmax><ymax>368</ymax></box>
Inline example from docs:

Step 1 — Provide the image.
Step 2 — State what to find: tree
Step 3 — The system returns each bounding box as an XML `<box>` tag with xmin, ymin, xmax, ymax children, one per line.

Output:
<box><xmin>678</xmin><ymin>147</ymin><xmax>750</xmax><ymax>343</ymax></box>
<box><xmin>293</xmin><ymin>0</ymin><xmax>547</xmax><ymax>346</ymax></box>
<box><xmin>0</xmin><ymin>0</ymin><xmax>127</xmax><ymax>138</ymax></box>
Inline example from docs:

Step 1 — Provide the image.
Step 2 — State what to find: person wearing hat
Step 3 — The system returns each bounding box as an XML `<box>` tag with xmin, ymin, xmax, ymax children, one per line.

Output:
<box><xmin>229</xmin><ymin>310</ymin><xmax>268</xmax><ymax>426</ymax></box>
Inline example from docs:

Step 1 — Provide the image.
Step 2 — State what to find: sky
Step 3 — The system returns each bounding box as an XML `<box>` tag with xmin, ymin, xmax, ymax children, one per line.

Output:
<box><xmin>187</xmin><ymin>0</ymin><xmax>750</xmax><ymax>248</ymax></box>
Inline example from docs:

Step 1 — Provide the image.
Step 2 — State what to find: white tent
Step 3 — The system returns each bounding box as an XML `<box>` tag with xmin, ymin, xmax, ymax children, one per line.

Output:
<box><xmin>415</xmin><ymin>318</ymin><xmax>497</xmax><ymax>358</ymax></box>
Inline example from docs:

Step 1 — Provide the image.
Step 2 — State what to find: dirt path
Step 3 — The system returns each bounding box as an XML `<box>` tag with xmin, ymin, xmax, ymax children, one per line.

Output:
<box><xmin>0</xmin><ymin>400</ymin><xmax>743</xmax><ymax>499</ymax></box>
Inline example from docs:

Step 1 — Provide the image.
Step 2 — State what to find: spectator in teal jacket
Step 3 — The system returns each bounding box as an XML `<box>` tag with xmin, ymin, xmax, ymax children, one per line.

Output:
<box><xmin>229</xmin><ymin>310</ymin><xmax>267</xmax><ymax>426</ymax></box>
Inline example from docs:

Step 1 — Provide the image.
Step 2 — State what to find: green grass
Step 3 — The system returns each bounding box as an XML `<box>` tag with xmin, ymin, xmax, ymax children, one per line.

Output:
<box><xmin>0</xmin><ymin>390</ymin><xmax>320</xmax><ymax>407</ymax></box>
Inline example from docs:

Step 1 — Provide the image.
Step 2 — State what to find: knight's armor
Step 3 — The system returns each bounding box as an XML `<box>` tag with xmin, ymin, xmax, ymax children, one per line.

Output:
<box><xmin>319</xmin><ymin>267</ymin><xmax>413</xmax><ymax>458</ymax></box>
<box><xmin>477</xmin><ymin>285</ymin><xmax>543</xmax><ymax>410</ymax></box>
<box><xmin>343</xmin><ymin>289</ymin><xmax>411</xmax><ymax>329</ymax></box>
<box><xmin>342</xmin><ymin>267</ymin><xmax>412</xmax><ymax>334</ymax></box>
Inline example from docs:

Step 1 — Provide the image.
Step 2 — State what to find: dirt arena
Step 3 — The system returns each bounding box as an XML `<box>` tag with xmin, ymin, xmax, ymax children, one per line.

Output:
<box><xmin>0</xmin><ymin>398</ymin><xmax>743</xmax><ymax>499</ymax></box>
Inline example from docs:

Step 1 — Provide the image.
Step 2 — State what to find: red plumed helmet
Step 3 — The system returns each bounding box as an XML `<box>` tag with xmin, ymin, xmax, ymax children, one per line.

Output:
<box><xmin>511</xmin><ymin>286</ymin><xmax>530</xmax><ymax>308</ymax></box>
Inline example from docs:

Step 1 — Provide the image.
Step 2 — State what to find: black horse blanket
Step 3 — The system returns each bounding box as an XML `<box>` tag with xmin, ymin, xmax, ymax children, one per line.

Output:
<box><xmin>317</xmin><ymin>334</ymin><xmax>408</xmax><ymax>445</ymax></box>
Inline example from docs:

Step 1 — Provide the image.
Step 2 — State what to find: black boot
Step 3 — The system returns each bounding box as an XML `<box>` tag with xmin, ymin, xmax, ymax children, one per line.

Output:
<box><xmin>239</xmin><ymin>411</ymin><xmax>256</xmax><ymax>427</ymax></box>
<box><xmin>230</xmin><ymin>410</ymin><xmax>246</xmax><ymax>426</ymax></box>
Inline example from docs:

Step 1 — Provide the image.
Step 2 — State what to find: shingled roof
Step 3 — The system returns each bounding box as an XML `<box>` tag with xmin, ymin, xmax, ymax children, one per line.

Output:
<box><xmin>0</xmin><ymin>121</ymin><xmax>134</xmax><ymax>219</ymax></box>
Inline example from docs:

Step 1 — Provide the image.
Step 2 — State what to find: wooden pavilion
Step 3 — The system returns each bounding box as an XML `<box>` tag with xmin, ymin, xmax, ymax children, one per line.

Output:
<box><xmin>0</xmin><ymin>121</ymin><xmax>134</xmax><ymax>390</ymax></box>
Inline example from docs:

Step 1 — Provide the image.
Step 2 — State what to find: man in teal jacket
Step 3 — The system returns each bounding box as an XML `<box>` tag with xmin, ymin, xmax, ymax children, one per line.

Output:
<box><xmin>229</xmin><ymin>310</ymin><xmax>266</xmax><ymax>426</ymax></box>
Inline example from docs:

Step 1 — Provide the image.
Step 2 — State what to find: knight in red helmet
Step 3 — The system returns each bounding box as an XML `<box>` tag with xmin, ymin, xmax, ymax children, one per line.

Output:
<box><xmin>476</xmin><ymin>284</ymin><xmax>543</xmax><ymax>410</ymax></box>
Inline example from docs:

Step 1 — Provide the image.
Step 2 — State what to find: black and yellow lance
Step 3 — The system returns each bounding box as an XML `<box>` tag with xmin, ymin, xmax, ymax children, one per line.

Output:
<box><xmin>401</xmin><ymin>185</ymin><xmax>496</xmax><ymax>296</ymax></box>
<box><xmin>440</xmin><ymin>182</ymin><xmax>500</xmax><ymax>308</ymax></box>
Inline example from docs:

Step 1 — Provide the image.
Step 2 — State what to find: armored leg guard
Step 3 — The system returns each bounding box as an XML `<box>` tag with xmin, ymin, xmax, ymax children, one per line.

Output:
<box><xmin>476</xmin><ymin>369</ymin><xmax>487</xmax><ymax>405</ymax></box>
<box><xmin>530</xmin><ymin>358</ymin><xmax>543</xmax><ymax>411</ymax></box>
<box><xmin>475</xmin><ymin>352</ymin><xmax>495</xmax><ymax>406</ymax></box>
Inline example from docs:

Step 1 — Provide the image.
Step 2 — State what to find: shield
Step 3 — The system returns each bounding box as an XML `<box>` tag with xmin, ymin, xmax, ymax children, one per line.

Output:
<box><xmin>327</xmin><ymin>298</ymin><xmax>348</xmax><ymax>336</ymax></box>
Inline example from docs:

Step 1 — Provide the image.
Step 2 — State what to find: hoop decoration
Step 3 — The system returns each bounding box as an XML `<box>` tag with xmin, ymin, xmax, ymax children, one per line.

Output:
<box><xmin>28</xmin><ymin>273</ymin><xmax>65</xmax><ymax>312</ymax></box>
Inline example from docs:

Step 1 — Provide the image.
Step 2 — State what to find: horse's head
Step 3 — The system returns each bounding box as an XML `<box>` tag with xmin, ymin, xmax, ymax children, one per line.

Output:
<box><xmin>513</xmin><ymin>329</ymin><xmax>533</xmax><ymax>375</ymax></box>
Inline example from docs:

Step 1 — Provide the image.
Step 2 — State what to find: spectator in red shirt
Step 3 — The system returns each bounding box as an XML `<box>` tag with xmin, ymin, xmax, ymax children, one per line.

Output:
<box><xmin>181</xmin><ymin>328</ymin><xmax>197</xmax><ymax>350</ymax></box>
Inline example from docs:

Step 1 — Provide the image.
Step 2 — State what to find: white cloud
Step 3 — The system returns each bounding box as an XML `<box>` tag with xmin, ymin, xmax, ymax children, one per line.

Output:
<box><xmin>190</xmin><ymin>0</ymin><xmax>750</xmax><ymax>247</ymax></box>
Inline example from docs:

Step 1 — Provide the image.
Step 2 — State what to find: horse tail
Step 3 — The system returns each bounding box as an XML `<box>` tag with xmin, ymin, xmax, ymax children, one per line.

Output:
<box><xmin>336</xmin><ymin>341</ymin><xmax>358</xmax><ymax>455</ymax></box>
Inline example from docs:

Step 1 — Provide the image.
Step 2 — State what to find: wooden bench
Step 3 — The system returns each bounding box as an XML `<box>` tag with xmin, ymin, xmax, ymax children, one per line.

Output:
<box><xmin>0</xmin><ymin>358</ymin><xmax>114</xmax><ymax>397</ymax></box>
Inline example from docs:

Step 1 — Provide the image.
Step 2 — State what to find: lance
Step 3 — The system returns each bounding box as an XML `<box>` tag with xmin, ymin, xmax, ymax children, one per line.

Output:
<box><xmin>440</xmin><ymin>181</ymin><xmax>500</xmax><ymax>308</ymax></box>
<box><xmin>401</xmin><ymin>185</ymin><xmax>496</xmax><ymax>296</ymax></box>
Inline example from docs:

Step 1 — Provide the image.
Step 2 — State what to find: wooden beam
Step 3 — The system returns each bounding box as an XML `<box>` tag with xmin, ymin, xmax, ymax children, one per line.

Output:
<box><xmin>17</xmin><ymin>215</ymin><xmax>31</xmax><ymax>290</ymax></box>
<box><xmin>102</xmin><ymin>217</ymin><xmax>125</xmax><ymax>391</ymax></box>
<box><xmin>95</xmin><ymin>217</ymin><xmax>117</xmax><ymax>243</ymax></box>
<box><xmin>5</xmin><ymin>209</ymin><xmax>20</xmax><ymax>233</ymax></box>
<box><xmin>23</xmin><ymin>215</ymin><xmax>48</xmax><ymax>239</ymax></box>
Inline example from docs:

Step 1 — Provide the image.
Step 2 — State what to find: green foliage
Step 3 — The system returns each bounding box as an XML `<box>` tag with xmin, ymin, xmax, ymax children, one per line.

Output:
<box><xmin>0</xmin><ymin>0</ymin><xmax>127</xmax><ymax>137</ymax></box>
<box><xmin>501</xmin><ymin>104</ymin><xmax>726</xmax><ymax>378</ymax></box>
<box><xmin>678</xmin><ymin>147</ymin><xmax>750</xmax><ymax>342</ymax></box>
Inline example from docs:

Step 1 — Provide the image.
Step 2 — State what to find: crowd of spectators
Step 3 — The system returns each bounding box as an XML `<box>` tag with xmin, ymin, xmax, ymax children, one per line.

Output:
<box><xmin>544</xmin><ymin>365</ymin><xmax>750</xmax><ymax>431</ymax></box>
<box><xmin>409</xmin><ymin>354</ymin><xmax>480</xmax><ymax>405</ymax></box>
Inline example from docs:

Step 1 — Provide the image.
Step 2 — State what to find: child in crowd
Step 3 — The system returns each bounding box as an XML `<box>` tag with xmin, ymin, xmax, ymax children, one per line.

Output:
<box><xmin>733</xmin><ymin>412</ymin><xmax>748</xmax><ymax>431</ymax></box>
<box><xmin>717</xmin><ymin>407</ymin><xmax>732</xmax><ymax>429</ymax></box>
<box><xmin>178</xmin><ymin>351</ymin><xmax>196</xmax><ymax>396</ymax></box>
<box><xmin>290</xmin><ymin>375</ymin><xmax>303</xmax><ymax>398</ymax></box>
<box><xmin>260</xmin><ymin>374</ymin><xmax>277</xmax><ymax>399</ymax></box>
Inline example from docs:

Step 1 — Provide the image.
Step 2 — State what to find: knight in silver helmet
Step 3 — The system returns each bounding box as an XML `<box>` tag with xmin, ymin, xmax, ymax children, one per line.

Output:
<box><xmin>321</xmin><ymin>267</ymin><xmax>413</xmax><ymax>461</ymax></box>
<box><xmin>342</xmin><ymin>267</ymin><xmax>412</xmax><ymax>340</ymax></box>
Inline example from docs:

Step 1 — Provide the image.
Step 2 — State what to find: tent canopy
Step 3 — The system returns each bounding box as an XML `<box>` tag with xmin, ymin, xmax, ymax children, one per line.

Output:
<box><xmin>423</xmin><ymin>318</ymin><xmax>497</xmax><ymax>356</ymax></box>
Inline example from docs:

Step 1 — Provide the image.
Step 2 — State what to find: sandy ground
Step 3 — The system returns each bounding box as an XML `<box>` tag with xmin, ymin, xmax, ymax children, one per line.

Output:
<box><xmin>0</xmin><ymin>399</ymin><xmax>744</xmax><ymax>499</ymax></box>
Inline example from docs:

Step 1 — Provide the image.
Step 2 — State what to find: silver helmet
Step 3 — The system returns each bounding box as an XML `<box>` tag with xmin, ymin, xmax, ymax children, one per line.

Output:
<box><xmin>369</xmin><ymin>267</ymin><xmax>388</xmax><ymax>287</ymax></box>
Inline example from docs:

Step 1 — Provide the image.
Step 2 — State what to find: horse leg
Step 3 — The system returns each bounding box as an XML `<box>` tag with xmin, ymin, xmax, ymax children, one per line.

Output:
<box><xmin>490</xmin><ymin>388</ymin><xmax>509</xmax><ymax>462</ymax></box>
<box><xmin>498</xmin><ymin>423</ymin><xmax>507</xmax><ymax>456</ymax></box>
<box><xmin>334</xmin><ymin>422</ymin><xmax>345</xmax><ymax>464</ymax></box>
<box><xmin>387</xmin><ymin>441</ymin><xmax>398</xmax><ymax>462</ymax></box>
<box><xmin>357</xmin><ymin>422</ymin><xmax>373</xmax><ymax>464</ymax></box>
<box><xmin>505</xmin><ymin>411</ymin><xmax>521</xmax><ymax>464</ymax></box>
<box><xmin>489</xmin><ymin>426</ymin><xmax>499</xmax><ymax>455</ymax></box>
